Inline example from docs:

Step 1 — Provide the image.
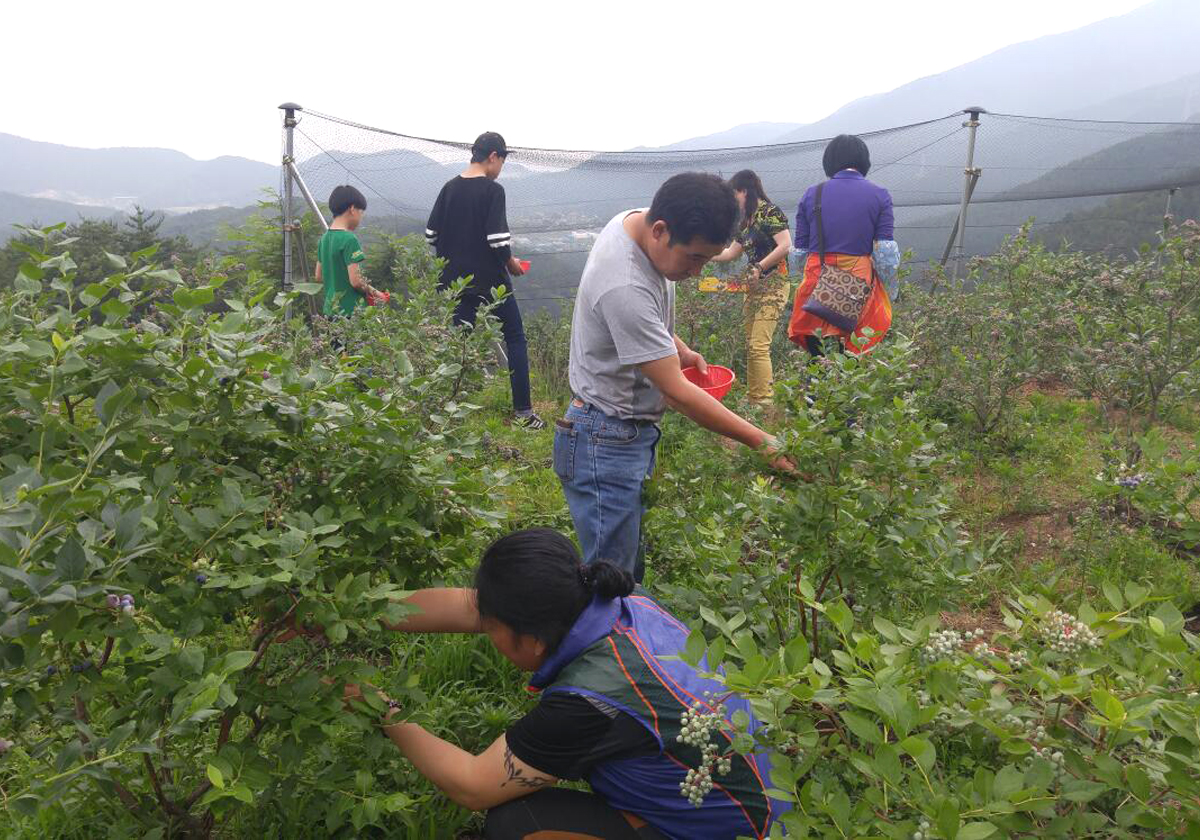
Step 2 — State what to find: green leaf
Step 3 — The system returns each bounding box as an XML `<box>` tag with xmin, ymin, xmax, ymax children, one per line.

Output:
<box><xmin>147</xmin><ymin>268</ymin><xmax>183</xmax><ymax>284</ymax></box>
<box><xmin>874</xmin><ymin>743</ymin><xmax>902</xmax><ymax>785</ymax></box>
<box><xmin>958</xmin><ymin>823</ymin><xmax>998</xmax><ymax>839</ymax></box>
<box><xmin>82</xmin><ymin>326</ymin><xmax>120</xmax><ymax>342</ymax></box>
<box><xmin>900</xmin><ymin>735</ymin><xmax>936</xmax><ymax>773</ymax></box>
<box><xmin>826</xmin><ymin>600</ymin><xmax>853</xmax><ymax>636</ymax></box>
<box><xmin>872</xmin><ymin>615</ymin><xmax>900</xmax><ymax>642</ymax></box>
<box><xmin>784</xmin><ymin>634</ymin><xmax>809</xmax><ymax>671</ymax></box>
<box><xmin>840</xmin><ymin>710</ymin><xmax>882</xmax><ymax>745</ymax></box>
<box><xmin>1061</xmin><ymin>779</ymin><xmax>1108</xmax><ymax>802</ymax></box>
<box><xmin>206</xmin><ymin>763</ymin><xmax>225</xmax><ymax>789</ymax></box>
<box><xmin>937</xmin><ymin>796</ymin><xmax>961</xmax><ymax>840</ymax></box>
<box><xmin>221</xmin><ymin>651</ymin><xmax>255</xmax><ymax>675</ymax></box>
<box><xmin>1126</xmin><ymin>765</ymin><xmax>1151</xmax><ymax>801</ymax></box>
<box><xmin>682</xmin><ymin>629</ymin><xmax>706</xmax><ymax>667</ymax></box>
<box><xmin>1124</xmin><ymin>581</ymin><xmax>1149</xmax><ymax>607</ymax></box>
<box><xmin>1102</xmin><ymin>581</ymin><xmax>1124</xmax><ymax>610</ymax></box>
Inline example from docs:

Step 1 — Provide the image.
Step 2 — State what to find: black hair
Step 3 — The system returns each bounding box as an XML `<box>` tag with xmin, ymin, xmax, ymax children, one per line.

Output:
<box><xmin>474</xmin><ymin>528</ymin><xmax>634</xmax><ymax>653</ymax></box>
<box><xmin>822</xmin><ymin>134</ymin><xmax>871</xmax><ymax>178</ymax></box>
<box><xmin>471</xmin><ymin>131</ymin><xmax>509</xmax><ymax>163</ymax></box>
<box><xmin>647</xmin><ymin>172</ymin><xmax>740</xmax><ymax>247</ymax></box>
<box><xmin>728</xmin><ymin>169</ymin><xmax>771</xmax><ymax>230</ymax></box>
<box><xmin>328</xmin><ymin>185</ymin><xmax>367</xmax><ymax>217</ymax></box>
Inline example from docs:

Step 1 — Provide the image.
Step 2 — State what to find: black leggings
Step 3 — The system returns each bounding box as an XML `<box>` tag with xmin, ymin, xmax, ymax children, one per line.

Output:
<box><xmin>447</xmin><ymin>282</ymin><xmax>532</xmax><ymax>413</ymax></box>
<box><xmin>804</xmin><ymin>334</ymin><xmax>845</xmax><ymax>357</ymax></box>
<box><xmin>485</xmin><ymin>789</ymin><xmax>667</xmax><ymax>840</ymax></box>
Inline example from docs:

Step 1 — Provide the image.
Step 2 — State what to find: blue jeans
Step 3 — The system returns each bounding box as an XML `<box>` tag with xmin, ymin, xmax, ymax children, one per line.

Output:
<box><xmin>553</xmin><ymin>402</ymin><xmax>661</xmax><ymax>583</ymax></box>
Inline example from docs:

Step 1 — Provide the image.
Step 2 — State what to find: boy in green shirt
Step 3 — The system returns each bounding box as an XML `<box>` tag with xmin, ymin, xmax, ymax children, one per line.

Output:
<box><xmin>316</xmin><ymin>185</ymin><xmax>383</xmax><ymax>316</ymax></box>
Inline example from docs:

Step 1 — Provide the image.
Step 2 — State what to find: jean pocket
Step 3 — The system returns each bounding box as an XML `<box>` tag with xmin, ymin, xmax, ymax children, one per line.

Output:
<box><xmin>552</xmin><ymin>422</ymin><xmax>576</xmax><ymax>481</ymax></box>
<box><xmin>595</xmin><ymin>419</ymin><xmax>640</xmax><ymax>446</ymax></box>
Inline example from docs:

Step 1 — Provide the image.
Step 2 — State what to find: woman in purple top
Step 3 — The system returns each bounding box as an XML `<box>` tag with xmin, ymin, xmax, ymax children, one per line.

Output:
<box><xmin>787</xmin><ymin>134</ymin><xmax>896</xmax><ymax>355</ymax></box>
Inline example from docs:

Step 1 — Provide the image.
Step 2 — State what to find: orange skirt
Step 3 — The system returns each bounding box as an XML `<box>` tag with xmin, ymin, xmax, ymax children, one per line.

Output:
<box><xmin>787</xmin><ymin>252</ymin><xmax>892</xmax><ymax>354</ymax></box>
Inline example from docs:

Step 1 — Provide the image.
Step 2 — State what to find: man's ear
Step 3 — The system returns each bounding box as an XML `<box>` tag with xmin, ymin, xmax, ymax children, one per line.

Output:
<box><xmin>649</xmin><ymin>219</ymin><xmax>671</xmax><ymax>244</ymax></box>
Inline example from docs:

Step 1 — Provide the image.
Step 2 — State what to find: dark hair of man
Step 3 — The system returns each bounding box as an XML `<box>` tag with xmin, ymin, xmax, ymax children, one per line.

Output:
<box><xmin>474</xmin><ymin>528</ymin><xmax>634</xmax><ymax>654</ymax></box>
<box><xmin>328</xmin><ymin>185</ymin><xmax>368</xmax><ymax>217</ymax></box>
<box><xmin>728</xmin><ymin>169</ymin><xmax>771</xmax><ymax>231</ymax></box>
<box><xmin>822</xmin><ymin>134</ymin><xmax>872</xmax><ymax>178</ymax></box>
<box><xmin>471</xmin><ymin>131</ymin><xmax>509</xmax><ymax>163</ymax></box>
<box><xmin>647</xmin><ymin>172</ymin><xmax>740</xmax><ymax>247</ymax></box>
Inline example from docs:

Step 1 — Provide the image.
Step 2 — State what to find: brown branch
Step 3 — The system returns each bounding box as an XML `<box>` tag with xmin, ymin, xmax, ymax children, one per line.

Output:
<box><xmin>143</xmin><ymin>754</ymin><xmax>181</xmax><ymax>818</ymax></box>
<box><xmin>97</xmin><ymin>637</ymin><xmax>115</xmax><ymax>671</ymax></box>
<box><xmin>183</xmin><ymin>710</ymin><xmax>271</xmax><ymax>811</ymax></box>
<box><xmin>216</xmin><ymin>713</ymin><xmax>235</xmax><ymax>750</ymax></box>
<box><xmin>110</xmin><ymin>780</ymin><xmax>140</xmax><ymax>811</ymax></box>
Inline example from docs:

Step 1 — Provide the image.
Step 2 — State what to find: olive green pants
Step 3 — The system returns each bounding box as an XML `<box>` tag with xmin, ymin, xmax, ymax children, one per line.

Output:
<box><xmin>743</xmin><ymin>282</ymin><xmax>791</xmax><ymax>404</ymax></box>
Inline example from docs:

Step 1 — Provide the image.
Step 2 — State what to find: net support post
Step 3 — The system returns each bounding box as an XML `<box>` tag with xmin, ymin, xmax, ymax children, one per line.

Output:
<box><xmin>286</xmin><ymin>160</ymin><xmax>330</xmax><ymax>232</ymax></box>
<box><xmin>951</xmin><ymin>107</ymin><xmax>985</xmax><ymax>280</ymax></box>
<box><xmin>279</xmin><ymin>103</ymin><xmax>302</xmax><ymax>295</ymax></box>
<box><xmin>1165</xmin><ymin>186</ymin><xmax>1179</xmax><ymax>219</ymax></box>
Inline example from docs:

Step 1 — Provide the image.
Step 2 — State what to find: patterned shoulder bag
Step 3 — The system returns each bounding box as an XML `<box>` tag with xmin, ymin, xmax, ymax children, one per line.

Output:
<box><xmin>800</xmin><ymin>182</ymin><xmax>873</xmax><ymax>331</ymax></box>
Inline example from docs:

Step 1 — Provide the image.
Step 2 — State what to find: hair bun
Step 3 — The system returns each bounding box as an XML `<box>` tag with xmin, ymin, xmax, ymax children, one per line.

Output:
<box><xmin>583</xmin><ymin>560</ymin><xmax>635</xmax><ymax>599</ymax></box>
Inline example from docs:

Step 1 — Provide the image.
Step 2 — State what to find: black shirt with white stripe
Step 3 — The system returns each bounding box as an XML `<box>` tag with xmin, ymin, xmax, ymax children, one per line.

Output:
<box><xmin>425</xmin><ymin>175</ymin><xmax>511</xmax><ymax>290</ymax></box>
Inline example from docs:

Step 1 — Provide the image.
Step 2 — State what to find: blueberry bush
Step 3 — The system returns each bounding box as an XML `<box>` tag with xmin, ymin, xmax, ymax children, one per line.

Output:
<box><xmin>0</xmin><ymin>227</ymin><xmax>510</xmax><ymax>837</ymax></box>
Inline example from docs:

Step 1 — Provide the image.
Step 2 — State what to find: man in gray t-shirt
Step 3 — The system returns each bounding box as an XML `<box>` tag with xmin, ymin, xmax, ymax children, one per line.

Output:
<box><xmin>554</xmin><ymin>174</ymin><xmax>791</xmax><ymax>581</ymax></box>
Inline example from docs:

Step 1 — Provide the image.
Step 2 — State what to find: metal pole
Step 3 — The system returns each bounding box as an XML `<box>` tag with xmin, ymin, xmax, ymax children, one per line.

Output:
<box><xmin>940</xmin><ymin>170</ymin><xmax>980</xmax><ymax>267</ymax></box>
<box><xmin>952</xmin><ymin>107</ymin><xmax>985</xmax><ymax>280</ymax></box>
<box><xmin>1165</xmin><ymin>186</ymin><xmax>1178</xmax><ymax>219</ymax></box>
<box><xmin>279</xmin><ymin>102</ymin><xmax>302</xmax><ymax>293</ymax></box>
<box><xmin>286</xmin><ymin>160</ymin><xmax>330</xmax><ymax>231</ymax></box>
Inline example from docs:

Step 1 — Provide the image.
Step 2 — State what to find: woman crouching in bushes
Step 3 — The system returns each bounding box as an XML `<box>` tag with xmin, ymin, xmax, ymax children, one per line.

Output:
<box><xmin>349</xmin><ymin>528</ymin><xmax>789</xmax><ymax>840</ymax></box>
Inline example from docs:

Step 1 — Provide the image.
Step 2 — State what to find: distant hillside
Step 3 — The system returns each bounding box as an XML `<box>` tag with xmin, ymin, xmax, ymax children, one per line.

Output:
<box><xmin>0</xmin><ymin>133</ymin><xmax>276</xmax><ymax>211</ymax></box>
<box><xmin>774</xmin><ymin>0</ymin><xmax>1200</xmax><ymax>142</ymax></box>
<box><xmin>157</xmin><ymin>205</ymin><xmax>261</xmax><ymax>248</ymax></box>
<box><xmin>1041</xmin><ymin>180</ymin><xmax>1200</xmax><ymax>254</ymax></box>
<box><xmin>893</xmin><ymin>117</ymin><xmax>1200</xmax><ymax>262</ymax></box>
<box><xmin>0</xmin><ymin>190</ymin><xmax>118</xmax><ymax>235</ymax></box>
<box><xmin>645</xmin><ymin>122</ymin><xmax>808</xmax><ymax>151</ymax></box>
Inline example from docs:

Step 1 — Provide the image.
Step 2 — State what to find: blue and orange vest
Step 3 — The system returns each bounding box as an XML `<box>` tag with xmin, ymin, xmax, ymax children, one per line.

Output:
<box><xmin>529</xmin><ymin>592</ymin><xmax>790</xmax><ymax>840</ymax></box>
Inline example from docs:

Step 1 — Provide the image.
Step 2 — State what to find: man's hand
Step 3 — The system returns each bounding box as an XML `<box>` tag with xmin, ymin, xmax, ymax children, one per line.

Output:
<box><xmin>679</xmin><ymin>346</ymin><xmax>708</xmax><ymax>376</ymax></box>
<box><xmin>340</xmin><ymin>682</ymin><xmax>401</xmax><ymax>722</ymax></box>
<box><xmin>507</xmin><ymin>256</ymin><xmax>527</xmax><ymax>277</ymax></box>
<box><xmin>759</xmin><ymin>436</ymin><xmax>799</xmax><ymax>474</ymax></box>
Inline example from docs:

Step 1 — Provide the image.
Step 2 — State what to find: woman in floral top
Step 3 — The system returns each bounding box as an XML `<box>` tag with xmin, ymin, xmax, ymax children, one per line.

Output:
<box><xmin>711</xmin><ymin>169</ymin><xmax>793</xmax><ymax>405</ymax></box>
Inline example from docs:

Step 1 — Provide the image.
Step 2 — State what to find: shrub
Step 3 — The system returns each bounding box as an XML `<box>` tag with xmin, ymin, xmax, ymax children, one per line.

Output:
<box><xmin>682</xmin><ymin>582</ymin><xmax>1200</xmax><ymax>839</ymax></box>
<box><xmin>0</xmin><ymin>227</ymin><xmax>509</xmax><ymax>836</ymax></box>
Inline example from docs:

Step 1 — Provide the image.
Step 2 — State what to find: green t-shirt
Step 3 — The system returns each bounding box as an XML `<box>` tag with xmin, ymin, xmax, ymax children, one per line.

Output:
<box><xmin>319</xmin><ymin>229</ymin><xmax>367</xmax><ymax>316</ymax></box>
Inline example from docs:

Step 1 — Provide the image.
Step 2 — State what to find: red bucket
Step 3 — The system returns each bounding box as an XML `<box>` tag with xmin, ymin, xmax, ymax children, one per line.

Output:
<box><xmin>682</xmin><ymin>365</ymin><xmax>735</xmax><ymax>401</ymax></box>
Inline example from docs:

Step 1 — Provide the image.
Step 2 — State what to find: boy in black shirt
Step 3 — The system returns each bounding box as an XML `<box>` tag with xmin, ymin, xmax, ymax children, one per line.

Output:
<box><xmin>426</xmin><ymin>132</ymin><xmax>544</xmax><ymax>430</ymax></box>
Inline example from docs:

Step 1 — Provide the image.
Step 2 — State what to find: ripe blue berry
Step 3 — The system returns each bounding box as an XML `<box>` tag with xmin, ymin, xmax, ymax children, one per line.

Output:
<box><xmin>106</xmin><ymin>593</ymin><xmax>121</xmax><ymax>609</ymax></box>
<box><xmin>46</xmin><ymin>665</ymin><xmax>58</xmax><ymax>676</ymax></box>
<box><xmin>195</xmin><ymin>574</ymin><xmax>208</xmax><ymax>585</ymax></box>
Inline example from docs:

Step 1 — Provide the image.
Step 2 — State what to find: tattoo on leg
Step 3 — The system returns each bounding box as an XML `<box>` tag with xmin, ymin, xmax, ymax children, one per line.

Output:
<box><xmin>502</xmin><ymin>747</ymin><xmax>549</xmax><ymax>789</ymax></box>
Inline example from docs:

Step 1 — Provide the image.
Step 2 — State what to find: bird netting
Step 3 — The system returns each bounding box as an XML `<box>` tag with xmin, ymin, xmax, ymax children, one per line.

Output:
<box><xmin>289</xmin><ymin>107</ymin><xmax>1200</xmax><ymax>306</ymax></box>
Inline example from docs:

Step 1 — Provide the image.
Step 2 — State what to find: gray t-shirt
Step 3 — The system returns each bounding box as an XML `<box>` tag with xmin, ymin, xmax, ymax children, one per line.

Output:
<box><xmin>568</xmin><ymin>210</ymin><xmax>676</xmax><ymax>421</ymax></box>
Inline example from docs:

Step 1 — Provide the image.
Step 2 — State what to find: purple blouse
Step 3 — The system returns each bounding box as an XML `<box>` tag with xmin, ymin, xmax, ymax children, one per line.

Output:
<box><xmin>795</xmin><ymin>170</ymin><xmax>894</xmax><ymax>256</ymax></box>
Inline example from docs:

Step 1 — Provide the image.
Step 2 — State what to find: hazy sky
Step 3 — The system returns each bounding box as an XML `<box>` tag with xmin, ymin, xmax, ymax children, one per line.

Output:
<box><xmin>4</xmin><ymin>0</ymin><xmax>1153</xmax><ymax>163</ymax></box>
